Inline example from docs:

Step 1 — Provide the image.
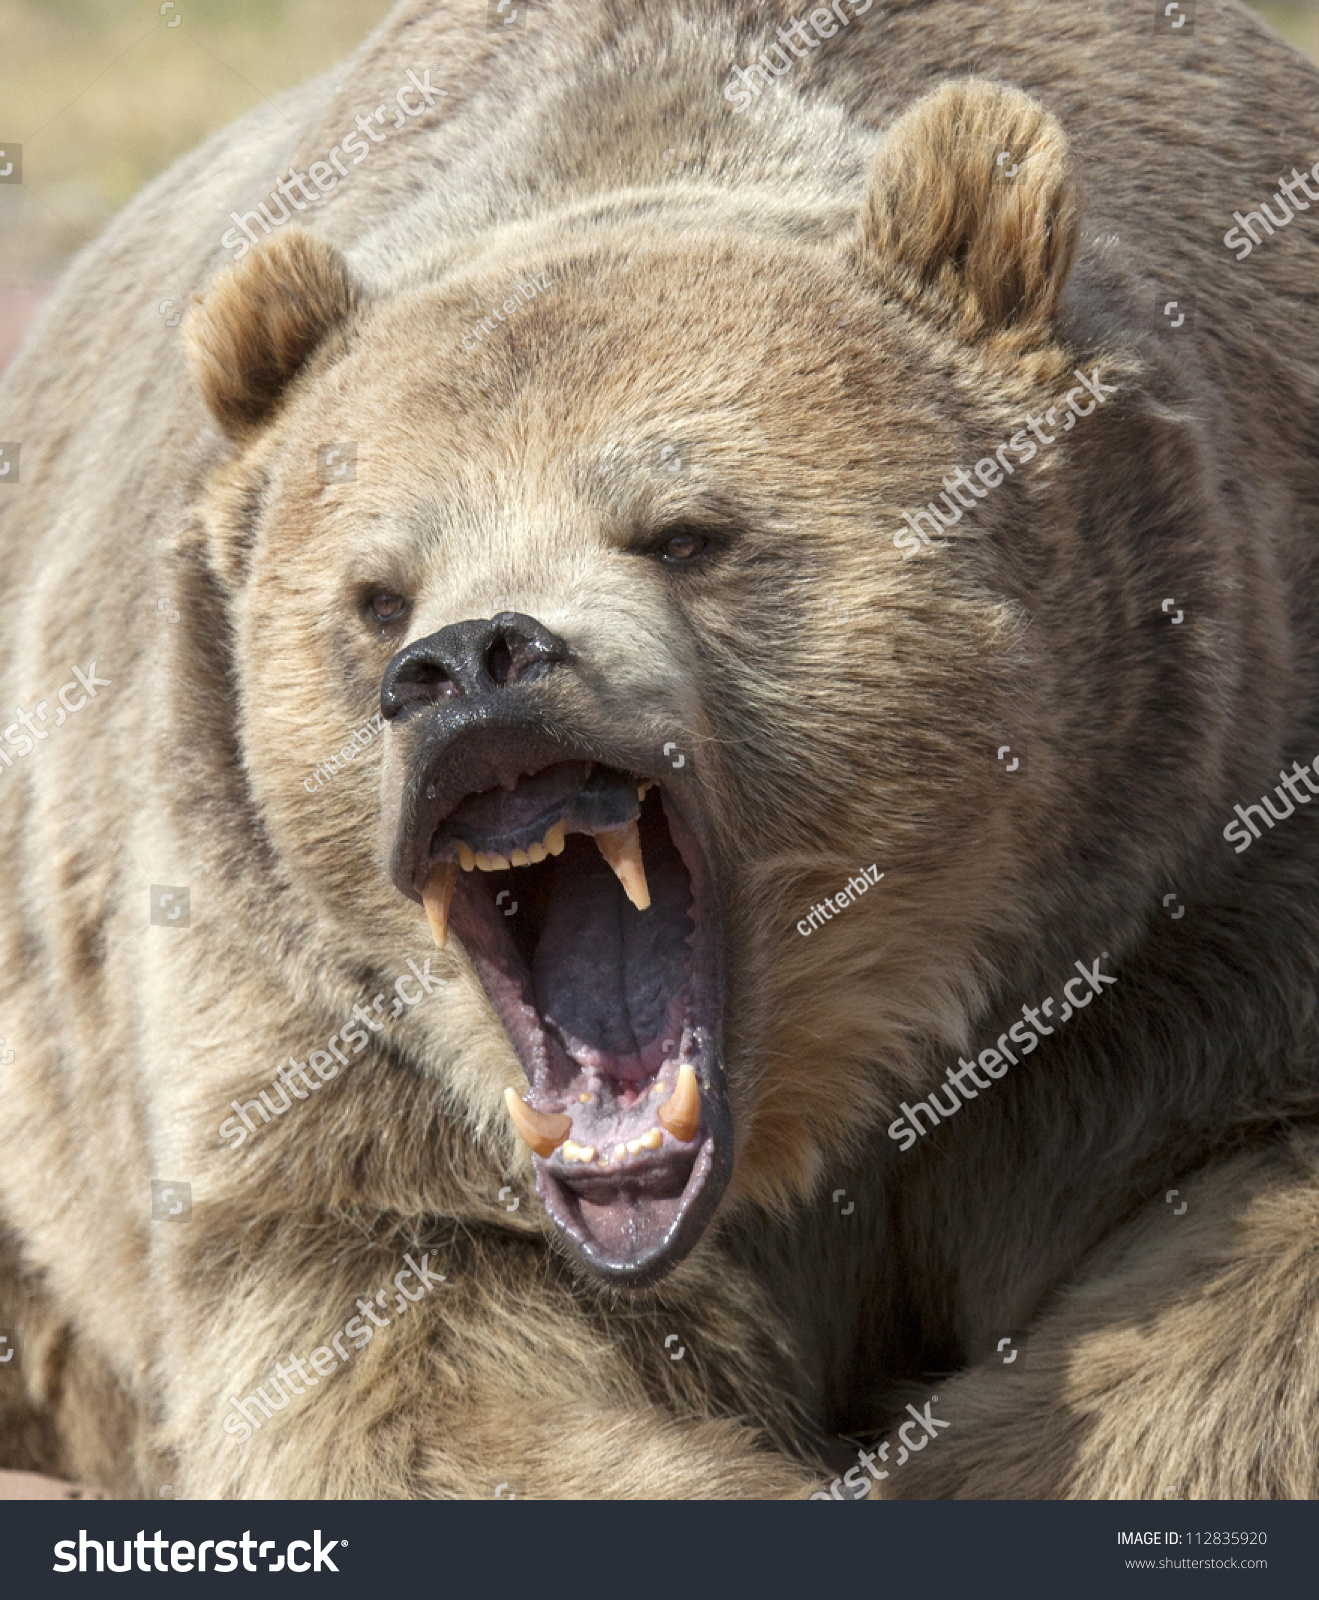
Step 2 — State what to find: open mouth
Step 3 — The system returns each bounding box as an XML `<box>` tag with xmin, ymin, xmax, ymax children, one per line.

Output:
<box><xmin>397</xmin><ymin>746</ymin><xmax>730</xmax><ymax>1285</ymax></box>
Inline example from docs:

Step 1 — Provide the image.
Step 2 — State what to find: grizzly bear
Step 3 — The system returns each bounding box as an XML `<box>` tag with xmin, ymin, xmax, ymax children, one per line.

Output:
<box><xmin>2</xmin><ymin>0</ymin><xmax>1319</xmax><ymax>1500</ymax></box>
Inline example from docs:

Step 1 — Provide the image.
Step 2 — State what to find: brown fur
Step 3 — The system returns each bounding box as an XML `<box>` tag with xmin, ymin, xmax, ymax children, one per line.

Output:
<box><xmin>1</xmin><ymin>0</ymin><xmax>1318</xmax><ymax>1497</ymax></box>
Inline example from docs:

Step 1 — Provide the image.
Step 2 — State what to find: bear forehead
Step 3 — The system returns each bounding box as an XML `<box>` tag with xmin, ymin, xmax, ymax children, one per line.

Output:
<box><xmin>264</xmin><ymin>244</ymin><xmax>964</xmax><ymax>522</ymax></box>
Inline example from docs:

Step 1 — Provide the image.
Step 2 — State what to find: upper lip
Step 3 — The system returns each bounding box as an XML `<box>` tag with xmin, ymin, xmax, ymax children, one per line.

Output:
<box><xmin>387</xmin><ymin>707</ymin><xmax>624</xmax><ymax>901</ymax></box>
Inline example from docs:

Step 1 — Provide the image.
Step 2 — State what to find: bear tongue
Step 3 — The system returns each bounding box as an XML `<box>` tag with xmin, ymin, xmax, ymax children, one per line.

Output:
<box><xmin>532</xmin><ymin>831</ymin><xmax>693</xmax><ymax>1075</ymax></box>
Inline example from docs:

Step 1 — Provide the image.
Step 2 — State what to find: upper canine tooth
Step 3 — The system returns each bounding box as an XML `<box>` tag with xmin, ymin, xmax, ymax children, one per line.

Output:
<box><xmin>593</xmin><ymin>820</ymin><xmax>651</xmax><ymax>911</ymax></box>
<box><xmin>456</xmin><ymin>842</ymin><xmax>477</xmax><ymax>872</ymax></box>
<box><xmin>503</xmin><ymin>1087</ymin><xmax>572</xmax><ymax>1157</ymax></box>
<box><xmin>421</xmin><ymin>861</ymin><xmax>458</xmax><ymax>949</ymax></box>
<box><xmin>657</xmin><ymin>1063</ymin><xmax>700</xmax><ymax>1142</ymax></box>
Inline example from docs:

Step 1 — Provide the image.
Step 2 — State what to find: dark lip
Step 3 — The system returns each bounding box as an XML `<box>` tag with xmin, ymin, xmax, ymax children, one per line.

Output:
<box><xmin>387</xmin><ymin>703</ymin><xmax>600</xmax><ymax>902</ymax></box>
<box><xmin>534</xmin><ymin>1113</ymin><xmax>733</xmax><ymax>1288</ymax></box>
<box><xmin>385</xmin><ymin>710</ymin><xmax>732</xmax><ymax>1284</ymax></box>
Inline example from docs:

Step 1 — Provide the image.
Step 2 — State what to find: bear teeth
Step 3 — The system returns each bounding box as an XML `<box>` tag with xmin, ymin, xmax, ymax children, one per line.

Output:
<box><xmin>452</xmin><ymin>820</ymin><xmax>567</xmax><ymax>873</ymax></box>
<box><xmin>560</xmin><ymin>1140</ymin><xmax>597</xmax><ymax>1163</ymax></box>
<box><xmin>421</xmin><ymin>862</ymin><xmax>458</xmax><ymax>949</ymax></box>
<box><xmin>443</xmin><ymin>818</ymin><xmax>650</xmax><ymax>912</ymax></box>
<box><xmin>503</xmin><ymin>1088</ymin><xmax>572</xmax><ymax>1157</ymax></box>
<box><xmin>656</xmin><ymin>1063</ymin><xmax>700</xmax><ymax>1142</ymax></box>
<box><xmin>593</xmin><ymin>820</ymin><xmax>651</xmax><ymax>911</ymax></box>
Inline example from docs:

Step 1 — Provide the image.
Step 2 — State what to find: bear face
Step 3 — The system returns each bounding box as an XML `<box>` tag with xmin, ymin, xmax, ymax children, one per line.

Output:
<box><xmin>183</xmin><ymin>80</ymin><xmax>1219</xmax><ymax>1286</ymax></box>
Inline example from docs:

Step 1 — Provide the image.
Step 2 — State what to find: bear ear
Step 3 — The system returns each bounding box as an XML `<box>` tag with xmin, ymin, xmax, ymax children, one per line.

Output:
<box><xmin>185</xmin><ymin>228</ymin><xmax>361</xmax><ymax>439</ymax></box>
<box><xmin>859</xmin><ymin>79</ymin><xmax>1079</xmax><ymax>343</ymax></box>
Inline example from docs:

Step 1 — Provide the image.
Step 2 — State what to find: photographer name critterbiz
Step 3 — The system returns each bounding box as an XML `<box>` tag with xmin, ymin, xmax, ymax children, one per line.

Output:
<box><xmin>461</xmin><ymin>271</ymin><xmax>553</xmax><ymax>350</ymax></box>
<box><xmin>305</xmin><ymin>710</ymin><xmax>385</xmax><ymax>791</ymax></box>
<box><xmin>797</xmin><ymin>864</ymin><xmax>882</xmax><ymax>935</ymax></box>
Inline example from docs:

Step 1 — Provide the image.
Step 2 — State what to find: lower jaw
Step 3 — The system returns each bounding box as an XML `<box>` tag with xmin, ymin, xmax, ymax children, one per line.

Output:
<box><xmin>535</xmin><ymin>1116</ymin><xmax>730</xmax><ymax>1285</ymax></box>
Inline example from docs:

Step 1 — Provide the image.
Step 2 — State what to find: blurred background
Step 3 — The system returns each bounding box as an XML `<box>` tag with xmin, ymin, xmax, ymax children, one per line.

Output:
<box><xmin>0</xmin><ymin>0</ymin><xmax>1315</xmax><ymax>370</ymax></box>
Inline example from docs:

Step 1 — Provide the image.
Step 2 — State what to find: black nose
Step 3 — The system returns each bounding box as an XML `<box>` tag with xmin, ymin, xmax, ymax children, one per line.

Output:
<box><xmin>380</xmin><ymin>612</ymin><xmax>572</xmax><ymax>719</ymax></box>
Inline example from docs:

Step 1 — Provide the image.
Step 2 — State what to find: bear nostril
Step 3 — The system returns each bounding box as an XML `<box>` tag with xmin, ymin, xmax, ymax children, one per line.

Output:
<box><xmin>486</xmin><ymin>636</ymin><xmax>514</xmax><ymax>687</ymax></box>
<box><xmin>488</xmin><ymin>616</ymin><xmax>572</xmax><ymax>687</ymax></box>
<box><xmin>401</xmin><ymin>663</ymin><xmax>457</xmax><ymax>702</ymax></box>
<box><xmin>413</xmin><ymin>663</ymin><xmax>457</xmax><ymax>696</ymax></box>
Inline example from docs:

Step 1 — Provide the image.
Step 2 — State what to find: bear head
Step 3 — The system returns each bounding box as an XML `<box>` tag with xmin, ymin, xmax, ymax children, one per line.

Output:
<box><xmin>183</xmin><ymin>80</ymin><xmax>1233</xmax><ymax>1285</ymax></box>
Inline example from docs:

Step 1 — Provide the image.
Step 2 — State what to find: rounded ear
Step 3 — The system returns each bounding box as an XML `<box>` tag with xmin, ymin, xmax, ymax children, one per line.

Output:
<box><xmin>185</xmin><ymin>228</ymin><xmax>361</xmax><ymax>439</ymax></box>
<box><xmin>859</xmin><ymin>79</ymin><xmax>1079</xmax><ymax>343</ymax></box>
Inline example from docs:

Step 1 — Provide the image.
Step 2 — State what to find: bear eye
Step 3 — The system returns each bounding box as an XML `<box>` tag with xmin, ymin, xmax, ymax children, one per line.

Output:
<box><xmin>656</xmin><ymin>529</ymin><xmax>709</xmax><ymax>564</ymax></box>
<box><xmin>368</xmin><ymin>593</ymin><xmax>409</xmax><ymax>623</ymax></box>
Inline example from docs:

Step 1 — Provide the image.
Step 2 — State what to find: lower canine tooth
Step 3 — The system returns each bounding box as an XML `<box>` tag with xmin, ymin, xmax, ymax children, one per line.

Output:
<box><xmin>657</xmin><ymin>1062</ymin><xmax>700</xmax><ymax>1142</ymax></box>
<box><xmin>503</xmin><ymin>1088</ymin><xmax>572</xmax><ymax>1158</ymax></box>
<box><xmin>421</xmin><ymin>862</ymin><xmax>458</xmax><ymax>949</ymax></box>
<box><xmin>593</xmin><ymin>820</ymin><xmax>651</xmax><ymax>911</ymax></box>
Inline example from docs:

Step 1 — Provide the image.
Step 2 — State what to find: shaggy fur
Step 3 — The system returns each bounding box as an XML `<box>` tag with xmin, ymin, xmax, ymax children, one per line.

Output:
<box><xmin>1</xmin><ymin>0</ymin><xmax>1318</xmax><ymax>1497</ymax></box>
